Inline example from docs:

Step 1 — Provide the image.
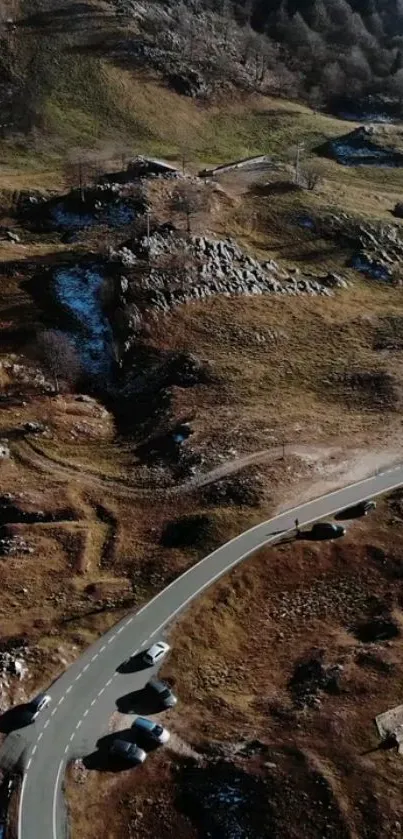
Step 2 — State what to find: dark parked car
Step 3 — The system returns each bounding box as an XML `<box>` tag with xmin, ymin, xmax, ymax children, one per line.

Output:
<box><xmin>146</xmin><ymin>679</ymin><xmax>177</xmax><ymax>710</ymax></box>
<box><xmin>335</xmin><ymin>499</ymin><xmax>376</xmax><ymax>520</ymax></box>
<box><xmin>308</xmin><ymin>522</ymin><xmax>346</xmax><ymax>540</ymax></box>
<box><xmin>132</xmin><ymin>717</ymin><xmax>170</xmax><ymax>745</ymax></box>
<box><xmin>109</xmin><ymin>739</ymin><xmax>146</xmax><ymax>765</ymax></box>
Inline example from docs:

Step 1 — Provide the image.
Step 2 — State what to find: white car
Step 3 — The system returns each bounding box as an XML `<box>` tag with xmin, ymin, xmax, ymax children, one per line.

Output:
<box><xmin>142</xmin><ymin>641</ymin><xmax>170</xmax><ymax>667</ymax></box>
<box><xmin>29</xmin><ymin>693</ymin><xmax>51</xmax><ymax>720</ymax></box>
<box><xmin>132</xmin><ymin>717</ymin><xmax>170</xmax><ymax>745</ymax></box>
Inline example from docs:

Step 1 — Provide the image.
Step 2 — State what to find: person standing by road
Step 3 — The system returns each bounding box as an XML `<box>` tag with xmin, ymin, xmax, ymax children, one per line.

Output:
<box><xmin>295</xmin><ymin>518</ymin><xmax>300</xmax><ymax>535</ymax></box>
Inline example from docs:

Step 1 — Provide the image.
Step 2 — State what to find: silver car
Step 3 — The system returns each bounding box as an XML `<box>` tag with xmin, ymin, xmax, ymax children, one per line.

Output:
<box><xmin>142</xmin><ymin>641</ymin><xmax>170</xmax><ymax>667</ymax></box>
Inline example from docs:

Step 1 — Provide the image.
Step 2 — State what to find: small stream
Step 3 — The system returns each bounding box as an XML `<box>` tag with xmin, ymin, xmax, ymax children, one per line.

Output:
<box><xmin>53</xmin><ymin>266</ymin><xmax>115</xmax><ymax>383</ymax></box>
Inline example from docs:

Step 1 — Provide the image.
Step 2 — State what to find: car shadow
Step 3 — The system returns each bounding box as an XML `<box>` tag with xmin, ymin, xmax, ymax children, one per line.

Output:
<box><xmin>0</xmin><ymin>705</ymin><xmax>33</xmax><ymax>733</ymax></box>
<box><xmin>116</xmin><ymin>653</ymin><xmax>149</xmax><ymax>675</ymax></box>
<box><xmin>334</xmin><ymin>510</ymin><xmax>361</xmax><ymax>521</ymax></box>
<box><xmin>296</xmin><ymin>531</ymin><xmax>339</xmax><ymax>542</ymax></box>
<box><xmin>295</xmin><ymin>531</ymin><xmax>312</xmax><ymax>541</ymax></box>
<box><xmin>116</xmin><ymin>689</ymin><xmax>161</xmax><ymax>716</ymax></box>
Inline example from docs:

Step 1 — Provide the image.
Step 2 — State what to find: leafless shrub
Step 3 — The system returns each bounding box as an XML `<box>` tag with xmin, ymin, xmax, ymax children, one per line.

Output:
<box><xmin>36</xmin><ymin>329</ymin><xmax>81</xmax><ymax>393</ymax></box>
<box><xmin>301</xmin><ymin>167</ymin><xmax>323</xmax><ymax>191</ymax></box>
<box><xmin>170</xmin><ymin>182</ymin><xmax>209</xmax><ymax>233</ymax></box>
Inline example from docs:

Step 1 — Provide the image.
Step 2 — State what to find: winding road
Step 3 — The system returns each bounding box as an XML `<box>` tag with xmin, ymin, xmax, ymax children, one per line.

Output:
<box><xmin>4</xmin><ymin>464</ymin><xmax>403</xmax><ymax>839</ymax></box>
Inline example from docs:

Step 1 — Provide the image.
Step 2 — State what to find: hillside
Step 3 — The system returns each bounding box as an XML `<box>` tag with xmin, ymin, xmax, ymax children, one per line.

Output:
<box><xmin>3</xmin><ymin>2</ymin><xmax>403</xmax><ymax>838</ymax></box>
<box><xmin>2</xmin><ymin>0</ymin><xmax>403</xmax><ymax>178</ymax></box>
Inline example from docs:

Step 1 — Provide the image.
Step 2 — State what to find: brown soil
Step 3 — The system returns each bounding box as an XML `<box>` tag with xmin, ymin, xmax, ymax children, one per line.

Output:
<box><xmin>3</xmin><ymin>107</ymin><xmax>403</xmax><ymax>837</ymax></box>
<box><xmin>67</xmin><ymin>492</ymin><xmax>403</xmax><ymax>839</ymax></box>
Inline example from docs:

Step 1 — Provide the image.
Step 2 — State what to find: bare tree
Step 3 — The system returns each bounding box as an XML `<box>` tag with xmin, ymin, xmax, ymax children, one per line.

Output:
<box><xmin>170</xmin><ymin>182</ymin><xmax>209</xmax><ymax>234</ymax></box>
<box><xmin>36</xmin><ymin>330</ymin><xmax>81</xmax><ymax>393</ymax></box>
<box><xmin>301</xmin><ymin>166</ymin><xmax>322</xmax><ymax>191</ymax></box>
<box><xmin>63</xmin><ymin>149</ymin><xmax>103</xmax><ymax>201</ymax></box>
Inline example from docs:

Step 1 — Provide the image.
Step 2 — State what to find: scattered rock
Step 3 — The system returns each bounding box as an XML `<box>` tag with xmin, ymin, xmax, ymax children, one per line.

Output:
<box><xmin>23</xmin><ymin>421</ymin><xmax>47</xmax><ymax>434</ymax></box>
<box><xmin>309</xmin><ymin>211</ymin><xmax>403</xmax><ymax>283</ymax></box>
<box><xmin>5</xmin><ymin>230</ymin><xmax>21</xmax><ymax>243</ymax></box>
<box><xmin>317</xmin><ymin>126</ymin><xmax>403</xmax><ymax>167</ymax></box>
<box><xmin>120</xmin><ymin>229</ymin><xmax>347</xmax><ymax>332</ymax></box>
<box><xmin>289</xmin><ymin>649</ymin><xmax>344</xmax><ymax>708</ymax></box>
<box><xmin>75</xmin><ymin>394</ymin><xmax>96</xmax><ymax>404</ymax></box>
<box><xmin>0</xmin><ymin>536</ymin><xmax>33</xmax><ymax>556</ymax></box>
<box><xmin>167</xmin><ymin>69</ymin><xmax>208</xmax><ymax>98</ymax></box>
<box><xmin>0</xmin><ymin>442</ymin><xmax>10</xmax><ymax>459</ymax></box>
<box><xmin>201</xmin><ymin>471</ymin><xmax>264</xmax><ymax>507</ymax></box>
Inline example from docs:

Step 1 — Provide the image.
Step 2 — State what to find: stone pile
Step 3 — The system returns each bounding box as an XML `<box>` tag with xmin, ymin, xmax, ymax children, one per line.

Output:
<box><xmin>321</xmin><ymin>212</ymin><xmax>403</xmax><ymax>281</ymax></box>
<box><xmin>120</xmin><ymin>231</ymin><xmax>348</xmax><ymax>319</ymax></box>
<box><xmin>0</xmin><ymin>535</ymin><xmax>33</xmax><ymax>557</ymax></box>
<box><xmin>0</xmin><ymin>650</ymin><xmax>28</xmax><ymax>680</ymax></box>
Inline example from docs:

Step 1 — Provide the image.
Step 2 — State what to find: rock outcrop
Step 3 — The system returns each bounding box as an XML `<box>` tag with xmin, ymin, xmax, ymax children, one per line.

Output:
<box><xmin>115</xmin><ymin>230</ymin><xmax>348</xmax><ymax>325</ymax></box>
<box><xmin>317</xmin><ymin>126</ymin><xmax>403</xmax><ymax>167</ymax></box>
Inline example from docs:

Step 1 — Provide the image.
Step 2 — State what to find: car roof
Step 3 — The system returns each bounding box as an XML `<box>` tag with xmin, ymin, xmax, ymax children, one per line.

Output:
<box><xmin>148</xmin><ymin>678</ymin><xmax>169</xmax><ymax>692</ymax></box>
<box><xmin>147</xmin><ymin>641</ymin><xmax>168</xmax><ymax>655</ymax></box>
<box><xmin>31</xmin><ymin>693</ymin><xmax>47</xmax><ymax>706</ymax></box>
<box><xmin>134</xmin><ymin>717</ymin><xmax>156</xmax><ymax>731</ymax></box>
<box><xmin>113</xmin><ymin>739</ymin><xmax>132</xmax><ymax>752</ymax></box>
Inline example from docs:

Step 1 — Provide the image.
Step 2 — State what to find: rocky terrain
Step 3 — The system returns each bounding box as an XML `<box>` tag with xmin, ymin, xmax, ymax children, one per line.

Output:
<box><xmin>108</xmin><ymin>226</ymin><xmax>349</xmax><ymax>359</ymax></box>
<box><xmin>2</xmin><ymin>44</ymin><xmax>403</xmax><ymax>836</ymax></box>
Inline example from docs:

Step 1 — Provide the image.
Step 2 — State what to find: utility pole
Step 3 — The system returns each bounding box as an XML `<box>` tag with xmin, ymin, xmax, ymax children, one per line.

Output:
<box><xmin>294</xmin><ymin>142</ymin><xmax>305</xmax><ymax>186</ymax></box>
<box><xmin>78</xmin><ymin>161</ymin><xmax>84</xmax><ymax>203</ymax></box>
<box><xmin>146</xmin><ymin>208</ymin><xmax>151</xmax><ymax>261</ymax></box>
<box><xmin>146</xmin><ymin>208</ymin><xmax>151</xmax><ymax>244</ymax></box>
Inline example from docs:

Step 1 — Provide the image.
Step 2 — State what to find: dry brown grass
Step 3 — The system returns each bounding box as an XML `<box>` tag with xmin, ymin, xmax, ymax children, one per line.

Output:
<box><xmin>3</xmin><ymin>88</ymin><xmax>403</xmax><ymax>837</ymax></box>
<box><xmin>66</xmin><ymin>494</ymin><xmax>403</xmax><ymax>839</ymax></box>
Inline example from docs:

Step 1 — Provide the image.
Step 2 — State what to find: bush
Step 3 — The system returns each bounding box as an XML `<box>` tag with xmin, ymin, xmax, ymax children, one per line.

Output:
<box><xmin>161</xmin><ymin>514</ymin><xmax>214</xmax><ymax>548</ymax></box>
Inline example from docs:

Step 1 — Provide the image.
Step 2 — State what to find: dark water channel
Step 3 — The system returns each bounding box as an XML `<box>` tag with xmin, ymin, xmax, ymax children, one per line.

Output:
<box><xmin>53</xmin><ymin>266</ymin><xmax>115</xmax><ymax>383</ymax></box>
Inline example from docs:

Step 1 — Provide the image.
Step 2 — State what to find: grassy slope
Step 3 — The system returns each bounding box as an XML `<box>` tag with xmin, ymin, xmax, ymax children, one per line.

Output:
<box><xmin>0</xmin><ymin>0</ymin><xmax>361</xmax><ymax>186</ymax></box>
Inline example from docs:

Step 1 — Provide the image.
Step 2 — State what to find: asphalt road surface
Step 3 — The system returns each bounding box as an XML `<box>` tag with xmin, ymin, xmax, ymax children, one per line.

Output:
<box><xmin>5</xmin><ymin>464</ymin><xmax>403</xmax><ymax>839</ymax></box>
